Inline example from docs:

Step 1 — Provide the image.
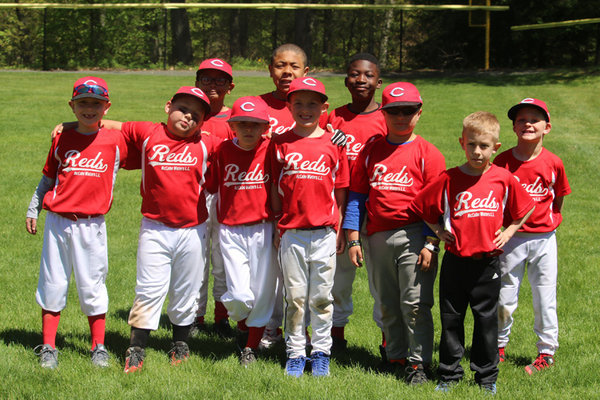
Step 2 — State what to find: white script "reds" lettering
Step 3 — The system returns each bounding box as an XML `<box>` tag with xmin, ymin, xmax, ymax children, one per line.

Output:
<box><xmin>284</xmin><ymin>153</ymin><xmax>331</xmax><ymax>175</ymax></box>
<box><xmin>148</xmin><ymin>145</ymin><xmax>198</xmax><ymax>166</ymax></box>
<box><xmin>454</xmin><ymin>190</ymin><xmax>499</xmax><ymax>216</ymax></box>
<box><xmin>370</xmin><ymin>164</ymin><xmax>413</xmax><ymax>187</ymax></box>
<box><xmin>223</xmin><ymin>163</ymin><xmax>269</xmax><ymax>186</ymax></box>
<box><xmin>62</xmin><ymin>150</ymin><xmax>108</xmax><ymax>172</ymax></box>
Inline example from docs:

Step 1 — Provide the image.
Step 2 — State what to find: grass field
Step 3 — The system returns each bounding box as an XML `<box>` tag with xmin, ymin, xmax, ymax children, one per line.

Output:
<box><xmin>1</xmin><ymin>69</ymin><xmax>599</xmax><ymax>399</ymax></box>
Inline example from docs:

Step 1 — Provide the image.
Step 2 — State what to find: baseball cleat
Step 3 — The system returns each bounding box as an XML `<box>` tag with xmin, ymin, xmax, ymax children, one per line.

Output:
<box><xmin>90</xmin><ymin>343</ymin><xmax>110</xmax><ymax>368</ymax></box>
<box><xmin>213</xmin><ymin>319</ymin><xmax>235</xmax><ymax>339</ymax></box>
<box><xmin>34</xmin><ymin>344</ymin><xmax>58</xmax><ymax>369</ymax></box>
<box><xmin>331</xmin><ymin>336</ymin><xmax>347</xmax><ymax>353</ymax></box>
<box><xmin>310</xmin><ymin>352</ymin><xmax>330</xmax><ymax>377</ymax></box>
<box><xmin>405</xmin><ymin>363</ymin><xmax>428</xmax><ymax>385</ymax></box>
<box><xmin>480</xmin><ymin>382</ymin><xmax>497</xmax><ymax>395</ymax></box>
<box><xmin>285</xmin><ymin>356</ymin><xmax>307</xmax><ymax>378</ymax></box>
<box><xmin>498</xmin><ymin>347</ymin><xmax>506</xmax><ymax>363</ymax></box>
<box><xmin>524</xmin><ymin>353</ymin><xmax>554</xmax><ymax>375</ymax></box>
<box><xmin>124</xmin><ymin>346</ymin><xmax>145</xmax><ymax>373</ymax></box>
<box><xmin>168</xmin><ymin>341</ymin><xmax>190</xmax><ymax>366</ymax></box>
<box><xmin>434</xmin><ymin>381</ymin><xmax>457</xmax><ymax>393</ymax></box>
<box><xmin>258</xmin><ymin>327</ymin><xmax>283</xmax><ymax>350</ymax></box>
<box><xmin>239</xmin><ymin>347</ymin><xmax>257</xmax><ymax>367</ymax></box>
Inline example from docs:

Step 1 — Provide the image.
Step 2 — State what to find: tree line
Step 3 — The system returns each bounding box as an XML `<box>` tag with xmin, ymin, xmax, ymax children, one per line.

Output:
<box><xmin>1</xmin><ymin>0</ymin><xmax>599</xmax><ymax>71</ymax></box>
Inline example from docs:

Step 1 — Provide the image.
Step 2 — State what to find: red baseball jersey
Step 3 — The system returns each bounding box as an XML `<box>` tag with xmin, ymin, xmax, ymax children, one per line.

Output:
<box><xmin>411</xmin><ymin>165</ymin><xmax>535</xmax><ymax>257</ymax></box>
<box><xmin>121</xmin><ymin>121</ymin><xmax>219</xmax><ymax>228</ymax></box>
<box><xmin>42</xmin><ymin>128</ymin><xmax>129</xmax><ymax>216</ymax></box>
<box><xmin>269</xmin><ymin>128</ymin><xmax>349</xmax><ymax>232</ymax></box>
<box><xmin>350</xmin><ymin>135</ymin><xmax>446</xmax><ymax>235</ymax></box>
<box><xmin>493</xmin><ymin>147</ymin><xmax>570</xmax><ymax>232</ymax></box>
<box><xmin>205</xmin><ymin>137</ymin><xmax>272</xmax><ymax>225</ymax></box>
<box><xmin>201</xmin><ymin>109</ymin><xmax>234</xmax><ymax>140</ymax></box>
<box><xmin>259</xmin><ymin>92</ymin><xmax>328</xmax><ymax>136</ymax></box>
<box><xmin>327</xmin><ymin>105</ymin><xmax>387</xmax><ymax>172</ymax></box>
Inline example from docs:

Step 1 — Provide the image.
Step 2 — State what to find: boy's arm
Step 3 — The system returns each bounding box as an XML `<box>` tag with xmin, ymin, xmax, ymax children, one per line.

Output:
<box><xmin>343</xmin><ymin>191</ymin><xmax>368</xmax><ymax>268</ymax></box>
<box><xmin>494</xmin><ymin>206</ymin><xmax>535</xmax><ymax>249</ymax></box>
<box><xmin>346</xmin><ymin>229</ymin><xmax>363</xmax><ymax>268</ymax></box>
<box><xmin>553</xmin><ymin>195</ymin><xmax>565</xmax><ymax>214</ymax></box>
<box><xmin>334</xmin><ymin>187</ymin><xmax>348</xmax><ymax>254</ymax></box>
<box><xmin>26</xmin><ymin>175</ymin><xmax>55</xmax><ymax>235</ymax></box>
<box><xmin>424</xmin><ymin>221</ymin><xmax>455</xmax><ymax>244</ymax></box>
<box><xmin>51</xmin><ymin>119</ymin><xmax>123</xmax><ymax>139</ymax></box>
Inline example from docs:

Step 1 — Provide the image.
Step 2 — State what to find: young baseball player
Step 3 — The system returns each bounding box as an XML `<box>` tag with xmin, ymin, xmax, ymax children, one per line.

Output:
<box><xmin>494</xmin><ymin>98</ymin><xmax>570</xmax><ymax>374</ymax></box>
<box><xmin>102</xmin><ymin>86</ymin><xmax>219</xmax><ymax>373</ymax></box>
<box><xmin>269</xmin><ymin>77</ymin><xmax>349</xmax><ymax>377</ymax></box>
<box><xmin>411</xmin><ymin>111</ymin><xmax>535</xmax><ymax>395</ymax></box>
<box><xmin>327</xmin><ymin>52</ymin><xmax>387</xmax><ymax>354</ymax></box>
<box><xmin>343</xmin><ymin>82</ymin><xmax>445</xmax><ymax>385</ymax></box>
<box><xmin>26</xmin><ymin>76</ymin><xmax>130</xmax><ymax>369</ymax></box>
<box><xmin>203</xmin><ymin>96</ymin><xmax>276</xmax><ymax>366</ymax></box>
<box><xmin>192</xmin><ymin>58</ymin><xmax>236</xmax><ymax>338</ymax></box>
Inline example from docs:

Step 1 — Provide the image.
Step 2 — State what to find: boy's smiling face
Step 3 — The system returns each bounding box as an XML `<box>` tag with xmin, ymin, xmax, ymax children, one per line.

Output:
<box><xmin>513</xmin><ymin>106</ymin><xmax>551</xmax><ymax>143</ymax></box>
<box><xmin>69</xmin><ymin>98</ymin><xmax>110</xmax><ymax>133</ymax></box>
<box><xmin>288</xmin><ymin>91</ymin><xmax>327</xmax><ymax>131</ymax></box>
<box><xmin>345</xmin><ymin>59</ymin><xmax>382</xmax><ymax>102</ymax></box>
<box><xmin>165</xmin><ymin>95</ymin><xmax>207</xmax><ymax>138</ymax></box>
<box><xmin>195</xmin><ymin>69</ymin><xmax>234</xmax><ymax>107</ymax></box>
<box><xmin>269</xmin><ymin>50</ymin><xmax>309</xmax><ymax>96</ymax></box>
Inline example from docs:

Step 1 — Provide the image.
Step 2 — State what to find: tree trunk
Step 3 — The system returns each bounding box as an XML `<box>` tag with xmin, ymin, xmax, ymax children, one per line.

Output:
<box><xmin>294</xmin><ymin>1</ymin><xmax>312</xmax><ymax>63</ymax></box>
<box><xmin>169</xmin><ymin>0</ymin><xmax>193</xmax><ymax>65</ymax></box>
<box><xmin>379</xmin><ymin>8</ymin><xmax>395</xmax><ymax>70</ymax></box>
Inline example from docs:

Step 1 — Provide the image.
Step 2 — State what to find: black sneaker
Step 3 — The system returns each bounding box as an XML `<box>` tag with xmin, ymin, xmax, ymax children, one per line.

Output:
<box><xmin>168</xmin><ymin>341</ymin><xmax>190</xmax><ymax>366</ymax></box>
<box><xmin>331</xmin><ymin>336</ymin><xmax>348</xmax><ymax>353</ymax></box>
<box><xmin>405</xmin><ymin>364</ymin><xmax>428</xmax><ymax>385</ymax></box>
<box><xmin>239</xmin><ymin>347</ymin><xmax>257</xmax><ymax>367</ymax></box>
<box><xmin>214</xmin><ymin>319</ymin><xmax>235</xmax><ymax>338</ymax></box>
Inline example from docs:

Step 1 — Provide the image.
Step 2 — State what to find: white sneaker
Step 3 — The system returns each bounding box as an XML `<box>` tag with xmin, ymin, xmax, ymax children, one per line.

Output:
<box><xmin>258</xmin><ymin>327</ymin><xmax>283</xmax><ymax>350</ymax></box>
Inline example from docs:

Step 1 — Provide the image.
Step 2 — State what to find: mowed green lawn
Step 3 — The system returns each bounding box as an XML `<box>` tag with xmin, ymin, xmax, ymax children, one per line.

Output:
<box><xmin>0</xmin><ymin>70</ymin><xmax>598</xmax><ymax>399</ymax></box>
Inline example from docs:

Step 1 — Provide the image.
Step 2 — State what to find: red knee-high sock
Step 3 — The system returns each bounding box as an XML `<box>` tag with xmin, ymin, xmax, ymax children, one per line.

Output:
<box><xmin>42</xmin><ymin>309</ymin><xmax>61</xmax><ymax>348</ymax></box>
<box><xmin>331</xmin><ymin>326</ymin><xmax>345</xmax><ymax>340</ymax></box>
<box><xmin>237</xmin><ymin>319</ymin><xmax>248</xmax><ymax>332</ymax></box>
<box><xmin>88</xmin><ymin>314</ymin><xmax>106</xmax><ymax>349</ymax></box>
<box><xmin>214</xmin><ymin>301</ymin><xmax>228</xmax><ymax>323</ymax></box>
<box><xmin>246</xmin><ymin>326</ymin><xmax>266</xmax><ymax>349</ymax></box>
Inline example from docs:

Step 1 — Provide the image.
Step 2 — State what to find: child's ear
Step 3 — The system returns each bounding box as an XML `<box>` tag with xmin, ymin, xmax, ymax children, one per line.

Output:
<box><xmin>376</xmin><ymin>78</ymin><xmax>383</xmax><ymax>89</ymax></box>
<box><xmin>103</xmin><ymin>101</ymin><xmax>111</xmax><ymax>116</ymax></box>
<box><xmin>322</xmin><ymin>101</ymin><xmax>330</xmax><ymax>114</ymax></box>
<box><xmin>493</xmin><ymin>141</ymin><xmax>502</xmax><ymax>153</ymax></box>
<box><xmin>165</xmin><ymin>101</ymin><xmax>172</xmax><ymax>114</ymax></box>
<box><xmin>302</xmin><ymin>66</ymin><xmax>309</xmax><ymax>77</ymax></box>
<box><xmin>69</xmin><ymin>100</ymin><xmax>75</xmax><ymax>113</ymax></box>
<box><xmin>543</xmin><ymin>122</ymin><xmax>552</xmax><ymax>135</ymax></box>
<box><xmin>344</xmin><ymin>77</ymin><xmax>349</xmax><ymax>87</ymax></box>
<box><xmin>459</xmin><ymin>136</ymin><xmax>465</xmax><ymax>149</ymax></box>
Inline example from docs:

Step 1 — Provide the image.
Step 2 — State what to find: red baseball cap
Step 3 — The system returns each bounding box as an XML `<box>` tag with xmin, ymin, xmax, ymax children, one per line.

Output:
<box><xmin>197</xmin><ymin>58</ymin><xmax>233</xmax><ymax>80</ymax></box>
<box><xmin>171</xmin><ymin>86</ymin><xmax>211</xmax><ymax>120</ymax></box>
<box><xmin>228</xmin><ymin>96</ymin><xmax>270</xmax><ymax>124</ymax></box>
<box><xmin>507</xmin><ymin>98</ymin><xmax>550</xmax><ymax>122</ymax></box>
<box><xmin>381</xmin><ymin>82</ymin><xmax>422</xmax><ymax>109</ymax></box>
<box><xmin>71</xmin><ymin>76</ymin><xmax>109</xmax><ymax>101</ymax></box>
<box><xmin>287</xmin><ymin>77</ymin><xmax>328</xmax><ymax>102</ymax></box>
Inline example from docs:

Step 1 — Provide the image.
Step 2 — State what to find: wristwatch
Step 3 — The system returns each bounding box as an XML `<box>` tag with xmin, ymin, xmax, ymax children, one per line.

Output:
<box><xmin>424</xmin><ymin>242</ymin><xmax>440</xmax><ymax>254</ymax></box>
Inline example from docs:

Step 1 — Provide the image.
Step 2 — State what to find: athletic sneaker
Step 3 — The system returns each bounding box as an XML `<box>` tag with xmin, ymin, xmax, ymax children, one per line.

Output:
<box><xmin>124</xmin><ymin>346</ymin><xmax>145</xmax><ymax>373</ymax></box>
<box><xmin>379</xmin><ymin>344</ymin><xmax>388</xmax><ymax>363</ymax></box>
<box><xmin>90</xmin><ymin>344</ymin><xmax>110</xmax><ymax>368</ymax></box>
<box><xmin>311</xmin><ymin>352</ymin><xmax>330</xmax><ymax>377</ymax></box>
<box><xmin>34</xmin><ymin>344</ymin><xmax>58</xmax><ymax>369</ymax></box>
<box><xmin>524</xmin><ymin>353</ymin><xmax>555</xmax><ymax>375</ymax></box>
<box><xmin>168</xmin><ymin>341</ymin><xmax>190</xmax><ymax>366</ymax></box>
<box><xmin>405</xmin><ymin>363</ymin><xmax>428</xmax><ymax>385</ymax></box>
<box><xmin>258</xmin><ymin>327</ymin><xmax>283</xmax><ymax>350</ymax></box>
<box><xmin>331</xmin><ymin>336</ymin><xmax>347</xmax><ymax>353</ymax></box>
<box><xmin>285</xmin><ymin>356</ymin><xmax>307</xmax><ymax>377</ymax></box>
<box><xmin>480</xmin><ymin>382</ymin><xmax>497</xmax><ymax>395</ymax></box>
<box><xmin>435</xmin><ymin>381</ymin><xmax>457</xmax><ymax>393</ymax></box>
<box><xmin>498</xmin><ymin>347</ymin><xmax>506</xmax><ymax>362</ymax></box>
<box><xmin>214</xmin><ymin>319</ymin><xmax>235</xmax><ymax>339</ymax></box>
<box><xmin>239</xmin><ymin>347</ymin><xmax>257</xmax><ymax>367</ymax></box>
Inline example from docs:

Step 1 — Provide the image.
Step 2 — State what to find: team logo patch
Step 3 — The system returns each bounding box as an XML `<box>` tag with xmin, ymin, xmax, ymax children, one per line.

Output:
<box><xmin>240</xmin><ymin>102</ymin><xmax>255</xmax><ymax>112</ymax></box>
<box><xmin>389</xmin><ymin>87</ymin><xmax>405</xmax><ymax>97</ymax></box>
<box><xmin>191</xmin><ymin>88</ymin><xmax>205</xmax><ymax>98</ymax></box>
<box><xmin>210</xmin><ymin>59</ymin><xmax>225</xmax><ymax>67</ymax></box>
<box><xmin>302</xmin><ymin>78</ymin><xmax>318</xmax><ymax>87</ymax></box>
<box><xmin>83</xmin><ymin>79</ymin><xmax>100</xmax><ymax>86</ymax></box>
<box><xmin>520</xmin><ymin>98</ymin><xmax>535</xmax><ymax>104</ymax></box>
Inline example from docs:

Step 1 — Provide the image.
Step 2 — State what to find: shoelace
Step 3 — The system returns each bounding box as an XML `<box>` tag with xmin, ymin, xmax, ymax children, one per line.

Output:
<box><xmin>311</xmin><ymin>354</ymin><xmax>328</xmax><ymax>371</ymax></box>
<box><xmin>127</xmin><ymin>349</ymin><xmax>144</xmax><ymax>366</ymax></box>
<box><xmin>34</xmin><ymin>344</ymin><xmax>58</xmax><ymax>358</ymax></box>
<box><xmin>288</xmin><ymin>357</ymin><xmax>305</xmax><ymax>370</ymax></box>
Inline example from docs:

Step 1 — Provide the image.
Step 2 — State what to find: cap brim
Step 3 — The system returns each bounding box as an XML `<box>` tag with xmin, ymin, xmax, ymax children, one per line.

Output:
<box><xmin>227</xmin><ymin>116</ymin><xmax>270</xmax><ymax>124</ymax></box>
<box><xmin>287</xmin><ymin>89</ymin><xmax>328</xmax><ymax>102</ymax></box>
<box><xmin>507</xmin><ymin>104</ymin><xmax>549</xmax><ymax>122</ymax></box>
<box><xmin>382</xmin><ymin>101</ymin><xmax>422</xmax><ymax>109</ymax></box>
<box><xmin>72</xmin><ymin>94</ymin><xmax>109</xmax><ymax>101</ymax></box>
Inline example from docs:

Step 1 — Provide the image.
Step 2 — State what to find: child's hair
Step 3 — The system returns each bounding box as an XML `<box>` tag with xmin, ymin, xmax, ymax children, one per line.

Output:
<box><xmin>346</xmin><ymin>52</ymin><xmax>380</xmax><ymax>74</ymax></box>
<box><xmin>462</xmin><ymin>111</ymin><xmax>500</xmax><ymax>142</ymax></box>
<box><xmin>270</xmin><ymin>43</ymin><xmax>308</xmax><ymax>67</ymax></box>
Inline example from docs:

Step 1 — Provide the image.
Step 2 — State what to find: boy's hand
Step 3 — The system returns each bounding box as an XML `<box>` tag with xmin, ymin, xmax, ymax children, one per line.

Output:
<box><xmin>348</xmin><ymin>245</ymin><xmax>363</xmax><ymax>268</ymax></box>
<box><xmin>336</xmin><ymin>229</ymin><xmax>346</xmax><ymax>255</ymax></box>
<box><xmin>493</xmin><ymin>228</ymin><xmax>513</xmax><ymax>249</ymax></box>
<box><xmin>417</xmin><ymin>248</ymin><xmax>437</xmax><ymax>271</ymax></box>
<box><xmin>26</xmin><ymin>218</ymin><xmax>37</xmax><ymax>235</ymax></box>
<box><xmin>273</xmin><ymin>228</ymin><xmax>281</xmax><ymax>249</ymax></box>
<box><xmin>51</xmin><ymin>121</ymin><xmax>78</xmax><ymax>139</ymax></box>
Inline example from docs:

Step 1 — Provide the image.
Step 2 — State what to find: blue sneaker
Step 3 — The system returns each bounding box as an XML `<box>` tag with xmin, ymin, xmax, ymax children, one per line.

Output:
<box><xmin>285</xmin><ymin>356</ymin><xmax>306</xmax><ymax>377</ymax></box>
<box><xmin>480</xmin><ymin>382</ymin><xmax>497</xmax><ymax>395</ymax></box>
<box><xmin>311</xmin><ymin>352</ymin><xmax>330</xmax><ymax>377</ymax></box>
<box><xmin>435</xmin><ymin>381</ymin><xmax>456</xmax><ymax>393</ymax></box>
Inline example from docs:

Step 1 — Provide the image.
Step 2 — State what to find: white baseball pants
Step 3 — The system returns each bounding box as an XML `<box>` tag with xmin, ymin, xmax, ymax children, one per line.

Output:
<box><xmin>279</xmin><ymin>227</ymin><xmax>336</xmax><ymax>358</ymax></box>
<box><xmin>128</xmin><ymin>217</ymin><xmax>207</xmax><ymax>330</ymax></box>
<box><xmin>498</xmin><ymin>231</ymin><xmax>559</xmax><ymax>355</ymax></box>
<box><xmin>36</xmin><ymin>212</ymin><xmax>108</xmax><ymax>316</ymax></box>
<box><xmin>219</xmin><ymin>222</ymin><xmax>277</xmax><ymax>327</ymax></box>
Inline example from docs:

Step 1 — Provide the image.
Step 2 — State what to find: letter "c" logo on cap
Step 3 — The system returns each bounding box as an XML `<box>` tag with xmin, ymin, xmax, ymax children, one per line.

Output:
<box><xmin>240</xmin><ymin>102</ymin><xmax>255</xmax><ymax>112</ymax></box>
<box><xmin>191</xmin><ymin>88</ymin><xmax>205</xmax><ymax>98</ymax></box>
<box><xmin>84</xmin><ymin>79</ymin><xmax>99</xmax><ymax>86</ymax></box>
<box><xmin>389</xmin><ymin>87</ymin><xmax>405</xmax><ymax>97</ymax></box>
<box><xmin>302</xmin><ymin>78</ymin><xmax>317</xmax><ymax>87</ymax></box>
<box><xmin>210</xmin><ymin>59</ymin><xmax>224</xmax><ymax>68</ymax></box>
<box><xmin>521</xmin><ymin>98</ymin><xmax>535</xmax><ymax>104</ymax></box>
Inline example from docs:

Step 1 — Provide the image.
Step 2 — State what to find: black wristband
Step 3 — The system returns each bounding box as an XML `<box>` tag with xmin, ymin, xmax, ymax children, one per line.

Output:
<box><xmin>348</xmin><ymin>240</ymin><xmax>362</xmax><ymax>249</ymax></box>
